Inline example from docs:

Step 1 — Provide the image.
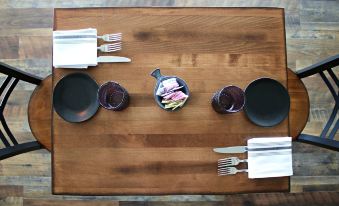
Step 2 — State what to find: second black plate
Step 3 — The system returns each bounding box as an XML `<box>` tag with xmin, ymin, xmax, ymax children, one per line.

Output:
<box><xmin>53</xmin><ymin>72</ymin><xmax>99</xmax><ymax>123</ymax></box>
<box><xmin>244</xmin><ymin>78</ymin><xmax>290</xmax><ymax>127</ymax></box>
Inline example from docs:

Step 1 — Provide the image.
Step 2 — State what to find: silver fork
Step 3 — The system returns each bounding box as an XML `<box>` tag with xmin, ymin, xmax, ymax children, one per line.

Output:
<box><xmin>218</xmin><ymin>157</ymin><xmax>247</xmax><ymax>168</ymax></box>
<box><xmin>97</xmin><ymin>33</ymin><xmax>122</xmax><ymax>42</ymax></box>
<box><xmin>218</xmin><ymin>167</ymin><xmax>248</xmax><ymax>176</ymax></box>
<box><xmin>97</xmin><ymin>42</ymin><xmax>122</xmax><ymax>52</ymax></box>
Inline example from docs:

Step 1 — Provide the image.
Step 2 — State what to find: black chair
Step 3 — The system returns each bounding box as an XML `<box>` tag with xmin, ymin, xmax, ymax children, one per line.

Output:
<box><xmin>0</xmin><ymin>62</ymin><xmax>43</xmax><ymax>160</ymax></box>
<box><xmin>296</xmin><ymin>54</ymin><xmax>339</xmax><ymax>151</ymax></box>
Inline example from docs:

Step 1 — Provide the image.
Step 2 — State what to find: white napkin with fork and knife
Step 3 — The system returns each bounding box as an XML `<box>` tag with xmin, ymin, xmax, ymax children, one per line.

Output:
<box><xmin>53</xmin><ymin>28</ymin><xmax>98</xmax><ymax>68</ymax></box>
<box><xmin>215</xmin><ymin>137</ymin><xmax>293</xmax><ymax>178</ymax></box>
<box><xmin>53</xmin><ymin>28</ymin><xmax>130</xmax><ymax>69</ymax></box>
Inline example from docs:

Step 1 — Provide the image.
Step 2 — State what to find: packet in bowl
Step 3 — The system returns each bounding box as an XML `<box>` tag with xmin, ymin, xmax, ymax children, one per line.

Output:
<box><xmin>150</xmin><ymin>68</ymin><xmax>189</xmax><ymax>111</ymax></box>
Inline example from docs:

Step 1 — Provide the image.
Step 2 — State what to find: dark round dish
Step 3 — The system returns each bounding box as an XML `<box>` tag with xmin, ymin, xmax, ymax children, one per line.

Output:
<box><xmin>244</xmin><ymin>78</ymin><xmax>290</xmax><ymax>127</ymax></box>
<box><xmin>53</xmin><ymin>72</ymin><xmax>99</xmax><ymax>123</ymax></box>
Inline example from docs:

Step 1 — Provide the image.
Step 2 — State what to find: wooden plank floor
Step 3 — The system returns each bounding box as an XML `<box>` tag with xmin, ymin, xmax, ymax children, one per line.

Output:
<box><xmin>0</xmin><ymin>0</ymin><xmax>338</xmax><ymax>205</ymax></box>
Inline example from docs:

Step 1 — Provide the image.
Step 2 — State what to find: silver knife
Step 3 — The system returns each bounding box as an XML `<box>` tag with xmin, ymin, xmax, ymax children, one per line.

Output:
<box><xmin>213</xmin><ymin>145</ymin><xmax>291</xmax><ymax>153</ymax></box>
<box><xmin>97</xmin><ymin>56</ymin><xmax>131</xmax><ymax>63</ymax></box>
<box><xmin>213</xmin><ymin>146</ymin><xmax>247</xmax><ymax>154</ymax></box>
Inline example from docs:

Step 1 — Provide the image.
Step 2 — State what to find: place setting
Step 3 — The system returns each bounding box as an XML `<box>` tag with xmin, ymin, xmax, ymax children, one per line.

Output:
<box><xmin>52</xmin><ymin>28</ymin><xmax>132</xmax><ymax>122</ymax></box>
<box><xmin>210</xmin><ymin>77</ymin><xmax>290</xmax><ymax>125</ymax></box>
<box><xmin>211</xmin><ymin>78</ymin><xmax>292</xmax><ymax>179</ymax></box>
<box><xmin>53</xmin><ymin>73</ymin><xmax>130</xmax><ymax>122</ymax></box>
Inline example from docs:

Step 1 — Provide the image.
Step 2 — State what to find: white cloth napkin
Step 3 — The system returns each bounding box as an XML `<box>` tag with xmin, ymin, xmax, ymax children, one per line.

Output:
<box><xmin>53</xmin><ymin>28</ymin><xmax>97</xmax><ymax>69</ymax></box>
<box><xmin>247</xmin><ymin>137</ymin><xmax>293</xmax><ymax>179</ymax></box>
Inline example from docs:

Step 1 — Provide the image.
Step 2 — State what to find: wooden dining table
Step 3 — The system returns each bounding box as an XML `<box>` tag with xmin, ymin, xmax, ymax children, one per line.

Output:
<box><xmin>28</xmin><ymin>7</ymin><xmax>310</xmax><ymax>195</ymax></box>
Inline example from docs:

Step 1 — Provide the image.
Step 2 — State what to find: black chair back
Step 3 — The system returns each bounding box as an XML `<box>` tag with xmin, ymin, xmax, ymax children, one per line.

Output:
<box><xmin>296</xmin><ymin>54</ymin><xmax>339</xmax><ymax>151</ymax></box>
<box><xmin>0</xmin><ymin>62</ymin><xmax>43</xmax><ymax>160</ymax></box>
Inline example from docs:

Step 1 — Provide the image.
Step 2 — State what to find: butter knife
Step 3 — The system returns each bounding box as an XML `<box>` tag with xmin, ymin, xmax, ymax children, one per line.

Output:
<box><xmin>213</xmin><ymin>145</ymin><xmax>291</xmax><ymax>153</ymax></box>
<box><xmin>97</xmin><ymin>56</ymin><xmax>131</xmax><ymax>63</ymax></box>
<box><xmin>213</xmin><ymin>146</ymin><xmax>247</xmax><ymax>154</ymax></box>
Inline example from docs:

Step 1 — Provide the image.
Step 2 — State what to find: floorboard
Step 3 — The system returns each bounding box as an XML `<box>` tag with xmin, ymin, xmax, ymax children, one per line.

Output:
<box><xmin>0</xmin><ymin>0</ymin><xmax>338</xmax><ymax>205</ymax></box>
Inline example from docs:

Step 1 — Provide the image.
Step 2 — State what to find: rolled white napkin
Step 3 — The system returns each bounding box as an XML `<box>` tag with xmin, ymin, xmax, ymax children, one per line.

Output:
<box><xmin>53</xmin><ymin>28</ymin><xmax>97</xmax><ymax>69</ymax></box>
<box><xmin>247</xmin><ymin>137</ymin><xmax>293</xmax><ymax>179</ymax></box>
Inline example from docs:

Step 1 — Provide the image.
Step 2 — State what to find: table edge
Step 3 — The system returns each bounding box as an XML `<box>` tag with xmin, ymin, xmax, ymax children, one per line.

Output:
<box><xmin>52</xmin><ymin>7</ymin><xmax>290</xmax><ymax>195</ymax></box>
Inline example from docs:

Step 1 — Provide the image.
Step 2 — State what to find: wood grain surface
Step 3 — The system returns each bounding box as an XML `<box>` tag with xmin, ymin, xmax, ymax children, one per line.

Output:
<box><xmin>27</xmin><ymin>70</ymin><xmax>309</xmax><ymax>151</ymax></box>
<box><xmin>52</xmin><ymin>7</ymin><xmax>290</xmax><ymax>195</ymax></box>
<box><xmin>0</xmin><ymin>0</ymin><xmax>338</xmax><ymax>205</ymax></box>
<box><xmin>287</xmin><ymin>69</ymin><xmax>310</xmax><ymax>138</ymax></box>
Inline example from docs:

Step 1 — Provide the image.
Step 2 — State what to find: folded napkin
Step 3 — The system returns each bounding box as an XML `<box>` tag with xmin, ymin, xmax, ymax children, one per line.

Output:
<box><xmin>53</xmin><ymin>28</ymin><xmax>97</xmax><ymax>68</ymax></box>
<box><xmin>247</xmin><ymin>137</ymin><xmax>293</xmax><ymax>179</ymax></box>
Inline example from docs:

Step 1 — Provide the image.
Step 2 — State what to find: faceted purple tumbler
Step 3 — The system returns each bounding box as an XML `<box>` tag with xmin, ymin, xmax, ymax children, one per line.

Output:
<box><xmin>98</xmin><ymin>81</ymin><xmax>129</xmax><ymax>111</ymax></box>
<box><xmin>211</xmin><ymin>85</ymin><xmax>245</xmax><ymax>114</ymax></box>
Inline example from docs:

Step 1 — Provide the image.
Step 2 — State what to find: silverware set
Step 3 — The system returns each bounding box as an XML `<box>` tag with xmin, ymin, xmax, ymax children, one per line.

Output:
<box><xmin>97</xmin><ymin>33</ymin><xmax>122</xmax><ymax>53</ymax></box>
<box><xmin>217</xmin><ymin>156</ymin><xmax>248</xmax><ymax>176</ymax></box>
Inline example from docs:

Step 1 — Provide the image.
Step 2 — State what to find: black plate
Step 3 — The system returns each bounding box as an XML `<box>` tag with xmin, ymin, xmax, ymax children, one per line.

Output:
<box><xmin>244</xmin><ymin>78</ymin><xmax>290</xmax><ymax>127</ymax></box>
<box><xmin>53</xmin><ymin>72</ymin><xmax>99</xmax><ymax>123</ymax></box>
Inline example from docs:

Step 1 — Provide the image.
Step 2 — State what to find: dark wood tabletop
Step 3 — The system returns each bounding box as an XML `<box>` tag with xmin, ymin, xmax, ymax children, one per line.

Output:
<box><xmin>49</xmin><ymin>7</ymin><xmax>306</xmax><ymax>195</ymax></box>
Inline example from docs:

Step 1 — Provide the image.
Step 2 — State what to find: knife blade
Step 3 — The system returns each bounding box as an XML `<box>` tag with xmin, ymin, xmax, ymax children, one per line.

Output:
<box><xmin>213</xmin><ymin>146</ymin><xmax>247</xmax><ymax>154</ymax></box>
<box><xmin>97</xmin><ymin>56</ymin><xmax>131</xmax><ymax>63</ymax></box>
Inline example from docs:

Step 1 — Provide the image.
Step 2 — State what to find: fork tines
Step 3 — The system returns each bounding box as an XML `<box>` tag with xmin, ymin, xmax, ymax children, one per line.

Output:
<box><xmin>217</xmin><ymin>157</ymin><xmax>234</xmax><ymax>168</ymax></box>
<box><xmin>106</xmin><ymin>42</ymin><xmax>122</xmax><ymax>51</ymax></box>
<box><xmin>98</xmin><ymin>33</ymin><xmax>122</xmax><ymax>42</ymax></box>
<box><xmin>218</xmin><ymin>161</ymin><xmax>233</xmax><ymax>168</ymax></box>
<box><xmin>218</xmin><ymin>158</ymin><xmax>232</xmax><ymax>163</ymax></box>
<box><xmin>217</xmin><ymin>167</ymin><xmax>233</xmax><ymax>176</ymax></box>
<box><xmin>106</xmin><ymin>32</ymin><xmax>122</xmax><ymax>41</ymax></box>
<box><xmin>218</xmin><ymin>157</ymin><xmax>247</xmax><ymax>168</ymax></box>
<box><xmin>98</xmin><ymin>42</ymin><xmax>122</xmax><ymax>52</ymax></box>
<box><xmin>218</xmin><ymin>167</ymin><xmax>248</xmax><ymax>176</ymax></box>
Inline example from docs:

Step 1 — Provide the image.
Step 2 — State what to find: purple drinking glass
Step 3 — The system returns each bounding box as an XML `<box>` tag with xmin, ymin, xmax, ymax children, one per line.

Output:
<box><xmin>211</xmin><ymin>85</ymin><xmax>245</xmax><ymax>114</ymax></box>
<box><xmin>98</xmin><ymin>81</ymin><xmax>129</xmax><ymax>111</ymax></box>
